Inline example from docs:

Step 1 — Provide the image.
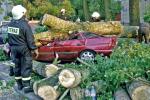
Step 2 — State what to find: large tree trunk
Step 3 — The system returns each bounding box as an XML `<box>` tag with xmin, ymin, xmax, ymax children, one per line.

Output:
<box><xmin>129</xmin><ymin>0</ymin><xmax>140</xmax><ymax>26</ymax></box>
<box><xmin>42</xmin><ymin>14</ymin><xmax>122</xmax><ymax>36</ymax></box>
<box><xmin>33</xmin><ymin>32</ymin><xmax>52</xmax><ymax>47</ymax></box>
<box><xmin>83</xmin><ymin>0</ymin><xmax>90</xmax><ymax>21</ymax></box>
<box><xmin>104</xmin><ymin>0</ymin><xmax>111</xmax><ymax>21</ymax></box>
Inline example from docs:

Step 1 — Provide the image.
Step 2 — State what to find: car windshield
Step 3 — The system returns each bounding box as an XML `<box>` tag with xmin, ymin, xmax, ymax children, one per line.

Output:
<box><xmin>83</xmin><ymin>32</ymin><xmax>100</xmax><ymax>38</ymax></box>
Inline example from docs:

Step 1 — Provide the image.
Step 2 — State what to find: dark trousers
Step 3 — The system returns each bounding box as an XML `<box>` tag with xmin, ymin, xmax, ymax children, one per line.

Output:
<box><xmin>138</xmin><ymin>33</ymin><xmax>148</xmax><ymax>43</ymax></box>
<box><xmin>11</xmin><ymin>46</ymin><xmax>32</xmax><ymax>80</ymax></box>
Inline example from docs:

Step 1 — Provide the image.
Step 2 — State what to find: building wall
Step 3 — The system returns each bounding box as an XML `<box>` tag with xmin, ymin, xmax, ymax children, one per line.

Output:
<box><xmin>121</xmin><ymin>0</ymin><xmax>150</xmax><ymax>25</ymax></box>
<box><xmin>0</xmin><ymin>0</ymin><xmax>12</xmax><ymax>21</ymax></box>
<box><xmin>139</xmin><ymin>0</ymin><xmax>150</xmax><ymax>23</ymax></box>
<box><xmin>121</xmin><ymin>0</ymin><xmax>130</xmax><ymax>25</ymax></box>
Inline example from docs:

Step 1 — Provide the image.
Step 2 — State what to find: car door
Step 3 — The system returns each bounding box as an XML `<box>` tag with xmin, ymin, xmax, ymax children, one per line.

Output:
<box><xmin>53</xmin><ymin>34</ymin><xmax>85</xmax><ymax>61</ymax></box>
<box><xmin>86</xmin><ymin>37</ymin><xmax>112</xmax><ymax>49</ymax></box>
<box><xmin>83</xmin><ymin>32</ymin><xmax>112</xmax><ymax>50</ymax></box>
<box><xmin>37</xmin><ymin>42</ymin><xmax>55</xmax><ymax>61</ymax></box>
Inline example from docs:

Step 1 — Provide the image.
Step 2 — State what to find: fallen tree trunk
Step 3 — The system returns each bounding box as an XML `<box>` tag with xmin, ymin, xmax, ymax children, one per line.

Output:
<box><xmin>33</xmin><ymin>76</ymin><xmax>60</xmax><ymax>100</ymax></box>
<box><xmin>119</xmin><ymin>26</ymin><xmax>139</xmax><ymax>38</ymax></box>
<box><xmin>32</xmin><ymin>61</ymin><xmax>60</xmax><ymax>77</ymax></box>
<box><xmin>114</xmin><ymin>88</ymin><xmax>131</xmax><ymax>100</ymax></box>
<box><xmin>127</xmin><ymin>80</ymin><xmax>150</xmax><ymax>100</ymax></box>
<box><xmin>42</xmin><ymin>14</ymin><xmax>122</xmax><ymax>36</ymax></box>
<box><xmin>33</xmin><ymin>32</ymin><xmax>52</xmax><ymax>47</ymax></box>
<box><xmin>59</xmin><ymin>68</ymin><xmax>82</xmax><ymax>88</ymax></box>
<box><xmin>58</xmin><ymin>68</ymin><xmax>90</xmax><ymax>88</ymax></box>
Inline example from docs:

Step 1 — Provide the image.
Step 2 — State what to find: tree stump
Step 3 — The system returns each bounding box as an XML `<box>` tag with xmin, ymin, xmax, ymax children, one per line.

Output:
<box><xmin>33</xmin><ymin>75</ymin><xmax>60</xmax><ymax>100</ymax></box>
<box><xmin>127</xmin><ymin>80</ymin><xmax>150</xmax><ymax>100</ymax></box>
<box><xmin>59</xmin><ymin>68</ymin><xmax>82</xmax><ymax>88</ymax></box>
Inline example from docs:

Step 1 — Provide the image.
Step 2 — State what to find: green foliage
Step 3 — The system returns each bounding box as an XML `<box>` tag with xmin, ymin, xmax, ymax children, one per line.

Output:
<box><xmin>3</xmin><ymin>16</ymin><xmax>10</xmax><ymax>21</ymax></box>
<box><xmin>8</xmin><ymin>0</ymin><xmax>73</xmax><ymax>20</ymax></box>
<box><xmin>10</xmin><ymin>0</ymin><xmax>121</xmax><ymax>21</ymax></box>
<box><xmin>64</xmin><ymin>39</ymin><xmax>150</xmax><ymax>99</ymax></box>
<box><xmin>144</xmin><ymin>14</ymin><xmax>150</xmax><ymax>23</ymax></box>
<box><xmin>0</xmin><ymin>49</ymin><xmax>8</xmax><ymax>61</ymax></box>
<box><xmin>110</xmin><ymin>0</ymin><xmax>121</xmax><ymax>20</ymax></box>
<box><xmin>144</xmin><ymin>2</ymin><xmax>150</xmax><ymax>22</ymax></box>
<box><xmin>0</xmin><ymin>79</ymin><xmax>15</xmax><ymax>90</ymax></box>
<box><xmin>31</xmin><ymin>72</ymin><xmax>43</xmax><ymax>82</ymax></box>
<box><xmin>34</xmin><ymin>25</ymin><xmax>49</xmax><ymax>33</ymax></box>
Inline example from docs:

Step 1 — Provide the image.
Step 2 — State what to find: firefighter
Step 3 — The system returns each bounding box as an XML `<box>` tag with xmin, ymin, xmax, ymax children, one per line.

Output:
<box><xmin>59</xmin><ymin>8</ymin><xmax>68</xmax><ymax>20</ymax></box>
<box><xmin>7</xmin><ymin>5</ymin><xmax>39</xmax><ymax>93</ymax></box>
<box><xmin>91</xmin><ymin>11</ymin><xmax>100</xmax><ymax>22</ymax></box>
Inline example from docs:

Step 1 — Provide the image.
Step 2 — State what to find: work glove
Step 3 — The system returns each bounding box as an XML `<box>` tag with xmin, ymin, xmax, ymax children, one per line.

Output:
<box><xmin>32</xmin><ymin>49</ymin><xmax>39</xmax><ymax>59</ymax></box>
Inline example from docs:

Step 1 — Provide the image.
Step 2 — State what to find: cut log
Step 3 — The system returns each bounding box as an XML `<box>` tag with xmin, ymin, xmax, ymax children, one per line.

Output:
<box><xmin>42</xmin><ymin>14</ymin><xmax>122</xmax><ymax>36</ymax></box>
<box><xmin>70</xmin><ymin>87</ymin><xmax>84</xmax><ymax>100</ymax></box>
<box><xmin>33</xmin><ymin>75</ymin><xmax>60</xmax><ymax>100</ymax></box>
<box><xmin>38</xmin><ymin>85</ymin><xmax>59</xmax><ymax>100</ymax></box>
<box><xmin>127</xmin><ymin>80</ymin><xmax>150</xmax><ymax>100</ymax></box>
<box><xmin>32</xmin><ymin>61</ymin><xmax>60</xmax><ymax>77</ymax></box>
<box><xmin>114</xmin><ymin>88</ymin><xmax>131</xmax><ymax>100</ymax></box>
<box><xmin>59</xmin><ymin>68</ymin><xmax>82</xmax><ymax>88</ymax></box>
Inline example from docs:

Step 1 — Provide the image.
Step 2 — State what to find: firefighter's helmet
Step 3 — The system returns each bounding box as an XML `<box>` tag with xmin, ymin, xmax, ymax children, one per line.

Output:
<box><xmin>91</xmin><ymin>12</ymin><xmax>100</xmax><ymax>19</ymax></box>
<box><xmin>12</xmin><ymin>5</ymin><xmax>27</xmax><ymax>20</ymax></box>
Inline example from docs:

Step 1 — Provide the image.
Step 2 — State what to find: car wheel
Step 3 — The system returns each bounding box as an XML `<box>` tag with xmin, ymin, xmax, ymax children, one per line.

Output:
<box><xmin>79</xmin><ymin>50</ymin><xmax>96</xmax><ymax>60</ymax></box>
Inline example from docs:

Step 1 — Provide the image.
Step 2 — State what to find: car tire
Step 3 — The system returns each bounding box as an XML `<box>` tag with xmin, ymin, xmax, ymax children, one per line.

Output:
<box><xmin>79</xmin><ymin>50</ymin><xmax>96</xmax><ymax>60</ymax></box>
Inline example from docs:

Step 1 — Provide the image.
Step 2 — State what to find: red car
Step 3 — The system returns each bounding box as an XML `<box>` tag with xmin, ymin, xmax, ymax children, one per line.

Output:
<box><xmin>35</xmin><ymin>32</ymin><xmax>117</xmax><ymax>62</ymax></box>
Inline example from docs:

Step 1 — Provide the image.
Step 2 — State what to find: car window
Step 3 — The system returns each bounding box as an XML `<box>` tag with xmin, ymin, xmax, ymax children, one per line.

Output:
<box><xmin>83</xmin><ymin>32</ymin><xmax>100</xmax><ymax>38</ymax></box>
<box><xmin>69</xmin><ymin>33</ymin><xmax>81</xmax><ymax>40</ymax></box>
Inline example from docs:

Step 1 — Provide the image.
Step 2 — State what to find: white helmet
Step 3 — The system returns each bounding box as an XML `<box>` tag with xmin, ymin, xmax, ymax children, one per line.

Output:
<box><xmin>61</xmin><ymin>8</ymin><xmax>66</xmax><ymax>13</ymax></box>
<box><xmin>12</xmin><ymin>5</ymin><xmax>27</xmax><ymax>20</ymax></box>
<box><xmin>91</xmin><ymin>12</ymin><xmax>100</xmax><ymax>19</ymax></box>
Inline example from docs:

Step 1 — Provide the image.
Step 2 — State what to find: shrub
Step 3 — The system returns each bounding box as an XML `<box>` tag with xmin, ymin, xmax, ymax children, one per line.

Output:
<box><xmin>64</xmin><ymin>39</ymin><xmax>150</xmax><ymax>99</ymax></box>
<box><xmin>34</xmin><ymin>25</ymin><xmax>49</xmax><ymax>33</ymax></box>
<box><xmin>0</xmin><ymin>49</ymin><xmax>8</xmax><ymax>61</ymax></box>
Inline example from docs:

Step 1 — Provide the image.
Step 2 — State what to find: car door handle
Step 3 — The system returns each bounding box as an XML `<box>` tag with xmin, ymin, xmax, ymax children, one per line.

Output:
<box><xmin>76</xmin><ymin>44</ymin><xmax>82</xmax><ymax>46</ymax></box>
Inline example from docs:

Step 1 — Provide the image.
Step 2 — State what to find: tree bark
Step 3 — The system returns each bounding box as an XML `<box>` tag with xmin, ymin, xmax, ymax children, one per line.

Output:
<box><xmin>42</xmin><ymin>14</ymin><xmax>122</xmax><ymax>36</ymax></box>
<box><xmin>83</xmin><ymin>0</ymin><xmax>90</xmax><ymax>21</ymax></box>
<box><xmin>32</xmin><ymin>61</ymin><xmax>60</xmax><ymax>77</ymax></box>
<box><xmin>129</xmin><ymin>0</ymin><xmax>140</xmax><ymax>26</ymax></box>
<box><xmin>33</xmin><ymin>32</ymin><xmax>52</xmax><ymax>47</ymax></box>
<box><xmin>104</xmin><ymin>0</ymin><xmax>111</xmax><ymax>21</ymax></box>
<box><xmin>33</xmin><ymin>76</ymin><xmax>60</xmax><ymax>100</ymax></box>
<box><xmin>127</xmin><ymin>80</ymin><xmax>150</xmax><ymax>100</ymax></box>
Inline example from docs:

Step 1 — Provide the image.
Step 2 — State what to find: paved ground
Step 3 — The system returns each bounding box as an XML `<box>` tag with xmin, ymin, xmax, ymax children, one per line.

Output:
<box><xmin>0</xmin><ymin>62</ymin><xmax>42</xmax><ymax>100</ymax></box>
